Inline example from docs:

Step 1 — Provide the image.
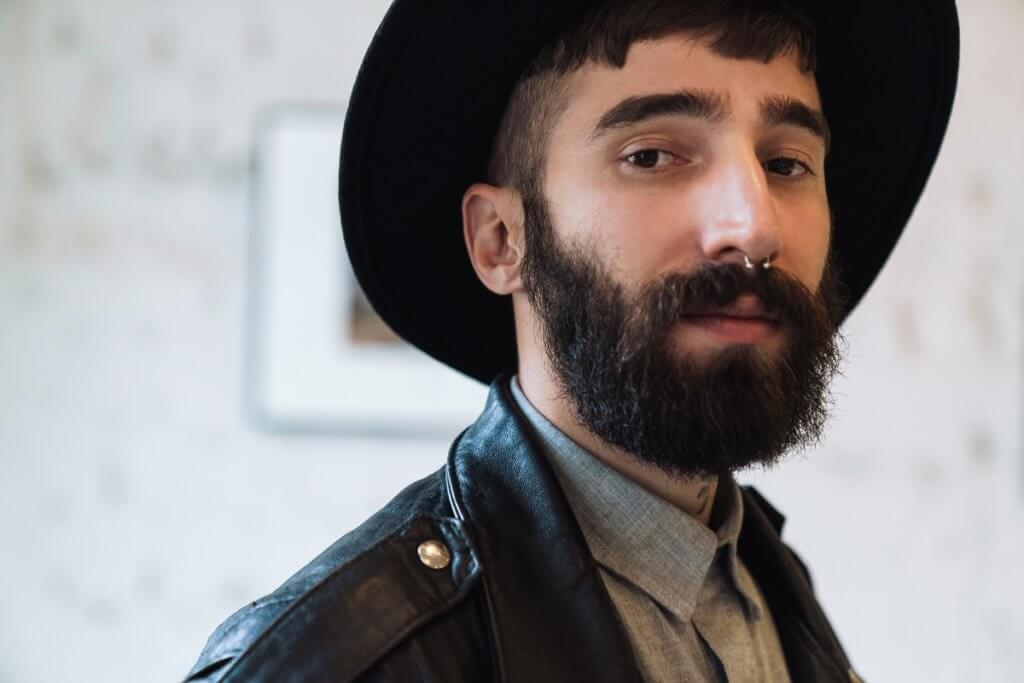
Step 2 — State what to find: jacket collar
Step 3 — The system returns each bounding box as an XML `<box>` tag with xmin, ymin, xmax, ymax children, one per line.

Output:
<box><xmin>446</xmin><ymin>373</ymin><xmax>852</xmax><ymax>682</ymax></box>
<box><xmin>445</xmin><ymin>374</ymin><xmax>640</xmax><ymax>681</ymax></box>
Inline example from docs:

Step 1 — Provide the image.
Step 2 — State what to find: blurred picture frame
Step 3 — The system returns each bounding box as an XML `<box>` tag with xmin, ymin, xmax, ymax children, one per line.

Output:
<box><xmin>245</xmin><ymin>105</ymin><xmax>487</xmax><ymax>437</ymax></box>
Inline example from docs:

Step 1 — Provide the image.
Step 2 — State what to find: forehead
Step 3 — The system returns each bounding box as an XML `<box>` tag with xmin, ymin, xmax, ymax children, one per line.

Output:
<box><xmin>561</xmin><ymin>33</ymin><xmax>822</xmax><ymax>130</ymax></box>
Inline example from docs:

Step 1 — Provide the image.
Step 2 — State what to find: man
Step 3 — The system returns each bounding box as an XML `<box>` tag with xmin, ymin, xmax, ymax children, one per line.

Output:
<box><xmin>185</xmin><ymin>0</ymin><xmax>958</xmax><ymax>681</ymax></box>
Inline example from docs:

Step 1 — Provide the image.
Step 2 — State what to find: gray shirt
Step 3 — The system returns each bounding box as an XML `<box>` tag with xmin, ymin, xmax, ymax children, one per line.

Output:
<box><xmin>509</xmin><ymin>376</ymin><xmax>791</xmax><ymax>683</ymax></box>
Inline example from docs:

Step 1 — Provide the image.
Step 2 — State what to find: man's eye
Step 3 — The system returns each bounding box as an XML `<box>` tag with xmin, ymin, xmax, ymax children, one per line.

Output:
<box><xmin>625</xmin><ymin>149</ymin><xmax>675</xmax><ymax>169</ymax></box>
<box><xmin>766</xmin><ymin>156</ymin><xmax>814</xmax><ymax>177</ymax></box>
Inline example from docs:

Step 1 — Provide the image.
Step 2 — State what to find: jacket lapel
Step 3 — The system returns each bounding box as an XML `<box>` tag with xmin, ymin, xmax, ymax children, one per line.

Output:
<box><xmin>446</xmin><ymin>375</ymin><xmax>639</xmax><ymax>682</ymax></box>
<box><xmin>738</xmin><ymin>487</ymin><xmax>854</xmax><ymax>682</ymax></box>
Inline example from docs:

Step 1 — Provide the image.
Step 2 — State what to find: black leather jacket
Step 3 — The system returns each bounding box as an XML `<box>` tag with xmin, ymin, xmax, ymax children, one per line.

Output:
<box><xmin>185</xmin><ymin>374</ymin><xmax>857</xmax><ymax>682</ymax></box>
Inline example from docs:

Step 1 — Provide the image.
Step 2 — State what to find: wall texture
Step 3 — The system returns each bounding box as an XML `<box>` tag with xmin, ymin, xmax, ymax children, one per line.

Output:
<box><xmin>0</xmin><ymin>1</ymin><xmax>1021</xmax><ymax>681</ymax></box>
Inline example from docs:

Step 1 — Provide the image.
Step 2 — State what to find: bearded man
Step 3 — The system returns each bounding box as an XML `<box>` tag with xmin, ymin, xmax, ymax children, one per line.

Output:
<box><xmin>185</xmin><ymin>0</ymin><xmax>959</xmax><ymax>681</ymax></box>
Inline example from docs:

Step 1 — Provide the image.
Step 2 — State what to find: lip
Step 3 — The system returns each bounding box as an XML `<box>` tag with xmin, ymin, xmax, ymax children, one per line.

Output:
<box><xmin>689</xmin><ymin>294</ymin><xmax>779</xmax><ymax>321</ymax></box>
<box><xmin>679</xmin><ymin>295</ymin><xmax>781</xmax><ymax>344</ymax></box>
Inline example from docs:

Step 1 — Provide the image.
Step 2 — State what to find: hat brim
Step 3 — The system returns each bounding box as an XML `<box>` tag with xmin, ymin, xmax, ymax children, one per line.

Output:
<box><xmin>340</xmin><ymin>0</ymin><xmax>960</xmax><ymax>384</ymax></box>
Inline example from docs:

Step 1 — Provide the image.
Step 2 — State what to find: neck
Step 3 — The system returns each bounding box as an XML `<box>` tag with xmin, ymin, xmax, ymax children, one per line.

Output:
<box><xmin>516</xmin><ymin>366</ymin><xmax>719</xmax><ymax>526</ymax></box>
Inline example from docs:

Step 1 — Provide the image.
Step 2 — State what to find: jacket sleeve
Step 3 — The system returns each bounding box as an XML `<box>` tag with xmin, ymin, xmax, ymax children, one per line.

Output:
<box><xmin>184</xmin><ymin>596</ymin><xmax>296</xmax><ymax>682</ymax></box>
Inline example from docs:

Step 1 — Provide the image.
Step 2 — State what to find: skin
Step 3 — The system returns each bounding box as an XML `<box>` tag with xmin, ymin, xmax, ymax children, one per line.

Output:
<box><xmin>462</xmin><ymin>33</ymin><xmax>831</xmax><ymax>526</ymax></box>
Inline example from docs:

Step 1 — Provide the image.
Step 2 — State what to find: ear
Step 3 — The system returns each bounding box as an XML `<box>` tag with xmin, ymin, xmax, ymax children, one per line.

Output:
<box><xmin>462</xmin><ymin>183</ymin><xmax>524</xmax><ymax>295</ymax></box>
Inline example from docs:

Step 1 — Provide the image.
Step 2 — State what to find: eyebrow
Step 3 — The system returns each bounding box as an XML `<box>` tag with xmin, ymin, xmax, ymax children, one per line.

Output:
<box><xmin>589</xmin><ymin>88</ymin><xmax>831</xmax><ymax>155</ymax></box>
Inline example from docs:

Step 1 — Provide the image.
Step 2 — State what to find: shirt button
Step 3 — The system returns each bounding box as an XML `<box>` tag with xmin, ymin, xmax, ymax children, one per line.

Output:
<box><xmin>417</xmin><ymin>539</ymin><xmax>452</xmax><ymax>570</ymax></box>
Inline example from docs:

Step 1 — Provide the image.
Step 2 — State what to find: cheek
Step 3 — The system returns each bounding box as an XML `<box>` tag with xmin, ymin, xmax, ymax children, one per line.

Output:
<box><xmin>550</xmin><ymin>176</ymin><xmax>699</xmax><ymax>280</ymax></box>
<box><xmin>545</xmin><ymin>174</ymin><xmax>623</xmax><ymax>266</ymax></box>
<box><xmin>586</xmin><ymin>201</ymin><xmax>692</xmax><ymax>282</ymax></box>
<box><xmin>783</xmin><ymin>201</ymin><xmax>831</xmax><ymax>292</ymax></box>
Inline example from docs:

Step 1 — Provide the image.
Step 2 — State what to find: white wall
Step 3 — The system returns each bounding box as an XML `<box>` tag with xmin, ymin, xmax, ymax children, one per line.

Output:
<box><xmin>0</xmin><ymin>1</ymin><xmax>1021</xmax><ymax>682</ymax></box>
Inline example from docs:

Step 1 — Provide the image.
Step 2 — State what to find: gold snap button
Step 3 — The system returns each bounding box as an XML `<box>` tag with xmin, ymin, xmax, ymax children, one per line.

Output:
<box><xmin>417</xmin><ymin>539</ymin><xmax>451</xmax><ymax>570</ymax></box>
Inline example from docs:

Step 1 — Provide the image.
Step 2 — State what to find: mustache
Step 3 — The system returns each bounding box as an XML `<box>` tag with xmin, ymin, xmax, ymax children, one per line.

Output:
<box><xmin>619</xmin><ymin>261</ymin><xmax>829</xmax><ymax>357</ymax></box>
<box><xmin>648</xmin><ymin>262</ymin><xmax>817</xmax><ymax>319</ymax></box>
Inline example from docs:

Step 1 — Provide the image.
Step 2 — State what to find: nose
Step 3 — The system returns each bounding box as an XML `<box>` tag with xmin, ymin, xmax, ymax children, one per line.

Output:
<box><xmin>695</xmin><ymin>149</ymin><xmax>782</xmax><ymax>268</ymax></box>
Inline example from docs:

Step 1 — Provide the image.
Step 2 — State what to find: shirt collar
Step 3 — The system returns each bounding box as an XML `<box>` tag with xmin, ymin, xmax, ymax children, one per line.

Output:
<box><xmin>509</xmin><ymin>375</ymin><xmax>761</xmax><ymax>622</ymax></box>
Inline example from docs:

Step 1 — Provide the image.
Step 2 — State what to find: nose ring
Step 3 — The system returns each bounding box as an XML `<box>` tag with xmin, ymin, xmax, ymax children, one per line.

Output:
<box><xmin>742</xmin><ymin>253</ymin><xmax>772</xmax><ymax>270</ymax></box>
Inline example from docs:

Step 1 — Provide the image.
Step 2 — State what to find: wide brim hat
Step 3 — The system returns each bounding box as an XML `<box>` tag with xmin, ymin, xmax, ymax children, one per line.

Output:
<box><xmin>340</xmin><ymin>0</ymin><xmax>960</xmax><ymax>384</ymax></box>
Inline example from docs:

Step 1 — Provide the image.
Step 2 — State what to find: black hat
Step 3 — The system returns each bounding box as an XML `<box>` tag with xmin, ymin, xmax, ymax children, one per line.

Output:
<box><xmin>339</xmin><ymin>0</ymin><xmax>960</xmax><ymax>384</ymax></box>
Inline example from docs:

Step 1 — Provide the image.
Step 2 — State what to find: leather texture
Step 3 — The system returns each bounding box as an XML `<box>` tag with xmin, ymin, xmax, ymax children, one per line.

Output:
<box><xmin>185</xmin><ymin>374</ymin><xmax>856</xmax><ymax>682</ymax></box>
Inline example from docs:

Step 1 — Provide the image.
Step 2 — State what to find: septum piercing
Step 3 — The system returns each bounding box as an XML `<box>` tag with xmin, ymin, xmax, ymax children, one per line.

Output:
<box><xmin>743</xmin><ymin>253</ymin><xmax>772</xmax><ymax>270</ymax></box>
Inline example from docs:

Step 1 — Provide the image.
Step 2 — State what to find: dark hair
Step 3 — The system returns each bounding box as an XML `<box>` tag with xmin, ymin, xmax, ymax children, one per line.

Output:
<box><xmin>487</xmin><ymin>0</ymin><xmax>818</xmax><ymax>191</ymax></box>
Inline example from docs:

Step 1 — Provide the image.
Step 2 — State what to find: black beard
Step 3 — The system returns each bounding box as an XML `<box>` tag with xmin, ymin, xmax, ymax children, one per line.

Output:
<box><xmin>519</xmin><ymin>184</ymin><xmax>848</xmax><ymax>479</ymax></box>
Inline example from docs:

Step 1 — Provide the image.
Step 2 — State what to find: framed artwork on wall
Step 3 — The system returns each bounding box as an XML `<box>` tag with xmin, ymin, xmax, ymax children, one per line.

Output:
<box><xmin>245</xmin><ymin>105</ymin><xmax>487</xmax><ymax>437</ymax></box>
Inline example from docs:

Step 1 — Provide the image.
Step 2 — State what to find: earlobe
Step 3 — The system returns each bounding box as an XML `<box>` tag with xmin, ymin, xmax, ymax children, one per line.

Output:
<box><xmin>462</xmin><ymin>183</ymin><xmax>524</xmax><ymax>295</ymax></box>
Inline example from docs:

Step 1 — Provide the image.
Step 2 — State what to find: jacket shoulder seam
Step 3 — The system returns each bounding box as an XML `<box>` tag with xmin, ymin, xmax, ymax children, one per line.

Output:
<box><xmin>218</xmin><ymin>514</ymin><xmax>480</xmax><ymax>682</ymax></box>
